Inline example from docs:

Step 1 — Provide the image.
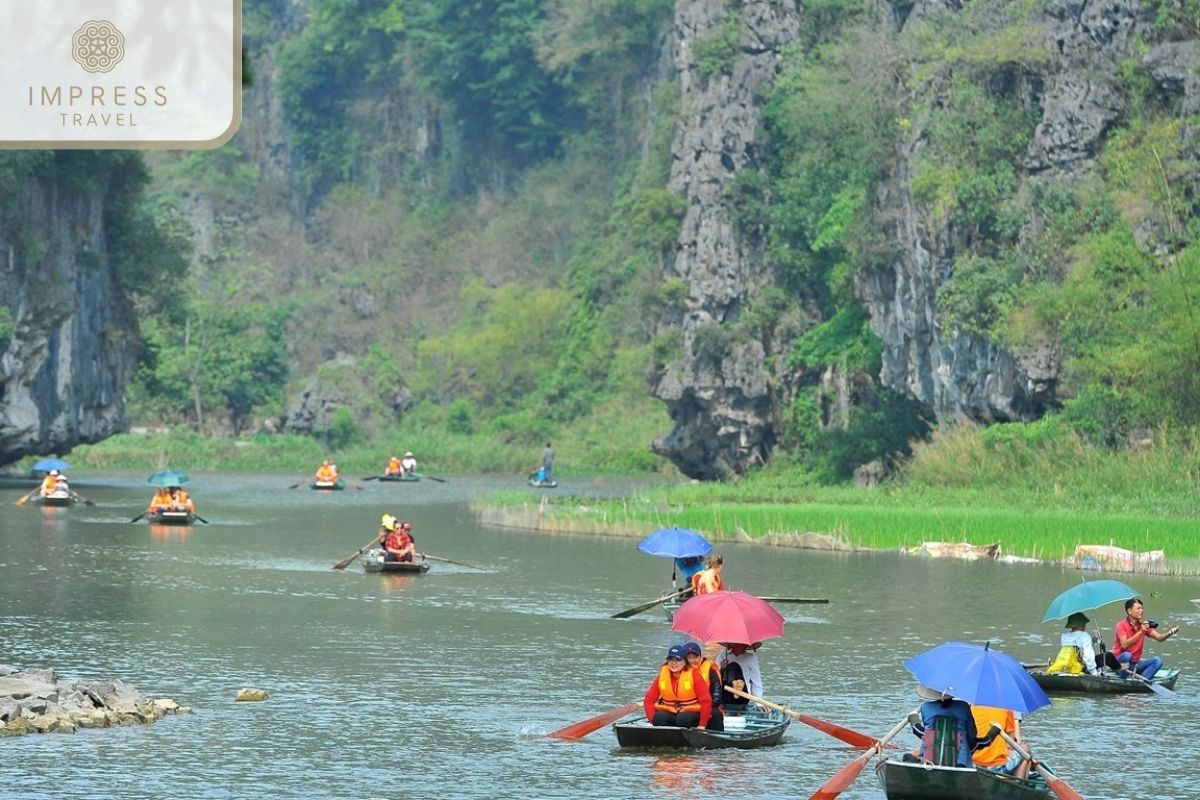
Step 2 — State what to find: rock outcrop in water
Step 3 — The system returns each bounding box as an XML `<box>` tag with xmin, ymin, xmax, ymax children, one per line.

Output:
<box><xmin>0</xmin><ymin>666</ymin><xmax>190</xmax><ymax>737</ymax></box>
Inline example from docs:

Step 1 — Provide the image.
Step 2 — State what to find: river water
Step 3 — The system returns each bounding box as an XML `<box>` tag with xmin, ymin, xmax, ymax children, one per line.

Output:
<box><xmin>1</xmin><ymin>472</ymin><xmax>1197</xmax><ymax>800</ymax></box>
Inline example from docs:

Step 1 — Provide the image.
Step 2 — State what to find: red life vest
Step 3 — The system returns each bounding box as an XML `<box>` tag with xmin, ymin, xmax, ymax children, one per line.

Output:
<box><xmin>654</xmin><ymin>665</ymin><xmax>702</xmax><ymax>714</ymax></box>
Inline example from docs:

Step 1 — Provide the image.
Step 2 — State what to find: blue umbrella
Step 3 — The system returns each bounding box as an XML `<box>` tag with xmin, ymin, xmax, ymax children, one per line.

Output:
<box><xmin>637</xmin><ymin>527</ymin><xmax>713</xmax><ymax>559</ymax></box>
<box><xmin>1041</xmin><ymin>579</ymin><xmax>1139</xmax><ymax>623</ymax></box>
<box><xmin>33</xmin><ymin>458</ymin><xmax>69</xmax><ymax>472</ymax></box>
<box><xmin>903</xmin><ymin>641</ymin><xmax>1050</xmax><ymax>714</ymax></box>
<box><xmin>146</xmin><ymin>469</ymin><xmax>190</xmax><ymax>487</ymax></box>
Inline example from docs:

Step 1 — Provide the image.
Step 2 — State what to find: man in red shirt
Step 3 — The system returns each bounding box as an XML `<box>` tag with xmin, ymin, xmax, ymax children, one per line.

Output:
<box><xmin>1112</xmin><ymin>597</ymin><xmax>1179</xmax><ymax>679</ymax></box>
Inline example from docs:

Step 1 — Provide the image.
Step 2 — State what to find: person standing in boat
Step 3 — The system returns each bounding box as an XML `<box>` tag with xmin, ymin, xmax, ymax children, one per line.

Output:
<box><xmin>385</xmin><ymin>456</ymin><xmax>403</xmax><ymax>476</ymax></box>
<box><xmin>691</xmin><ymin>554</ymin><xmax>725</xmax><ymax>595</ymax></box>
<box><xmin>541</xmin><ymin>443</ymin><xmax>554</xmax><ymax>482</ymax></box>
<box><xmin>643</xmin><ymin>644</ymin><xmax>711</xmax><ymax>729</ymax></box>
<box><xmin>400</xmin><ymin>451</ymin><xmax>418</xmax><ymax>475</ymax></box>
<box><xmin>718</xmin><ymin>642</ymin><xmax>764</xmax><ymax>708</ymax></box>
<box><xmin>1112</xmin><ymin>597</ymin><xmax>1179</xmax><ymax>680</ymax></box>
<box><xmin>683</xmin><ymin>642</ymin><xmax>724</xmax><ymax>731</ymax></box>
<box><xmin>1048</xmin><ymin>612</ymin><xmax>1100</xmax><ymax>675</ymax></box>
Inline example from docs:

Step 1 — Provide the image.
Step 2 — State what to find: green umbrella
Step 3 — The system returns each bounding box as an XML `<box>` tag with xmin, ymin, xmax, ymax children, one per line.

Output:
<box><xmin>146</xmin><ymin>469</ymin><xmax>190</xmax><ymax>487</ymax></box>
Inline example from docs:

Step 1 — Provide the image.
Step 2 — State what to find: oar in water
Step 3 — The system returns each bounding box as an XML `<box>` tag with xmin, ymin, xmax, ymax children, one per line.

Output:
<box><xmin>129</xmin><ymin>511</ymin><xmax>148</xmax><ymax>523</ymax></box>
<box><xmin>993</xmin><ymin>726</ymin><xmax>1085</xmax><ymax>800</ymax></box>
<box><xmin>68</xmin><ymin>490</ymin><xmax>96</xmax><ymax>507</ymax></box>
<box><xmin>194</xmin><ymin>513</ymin><xmax>210</xmax><ymax>524</ymax></box>
<box><xmin>723</xmin><ymin>686</ymin><xmax>891</xmax><ymax>749</ymax></box>
<box><xmin>361</xmin><ymin>476</ymin><xmax>382</xmax><ymax>481</ymax></box>
<box><xmin>757</xmin><ymin>596</ymin><xmax>829</xmax><ymax>604</ymax></box>
<box><xmin>287</xmin><ymin>481</ymin><xmax>304</xmax><ymax>490</ymax></box>
<box><xmin>610</xmin><ymin>588</ymin><xmax>689</xmax><ymax>619</ymax></box>
<box><xmin>808</xmin><ymin>713</ymin><xmax>912</xmax><ymax>800</ymax></box>
<box><xmin>423</xmin><ymin>553</ymin><xmax>483</xmax><ymax>570</ymax></box>
<box><xmin>13</xmin><ymin>488</ymin><xmax>39</xmax><ymax>506</ymax></box>
<box><xmin>424</xmin><ymin>475</ymin><xmax>448</xmax><ymax>483</ymax></box>
<box><xmin>332</xmin><ymin>536</ymin><xmax>384</xmax><ymax>571</ymax></box>
<box><xmin>545</xmin><ymin>701</ymin><xmax>640</xmax><ymax>740</ymax></box>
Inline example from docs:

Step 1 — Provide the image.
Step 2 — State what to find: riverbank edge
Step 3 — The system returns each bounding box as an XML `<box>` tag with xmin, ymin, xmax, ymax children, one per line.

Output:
<box><xmin>475</xmin><ymin>505</ymin><xmax>1190</xmax><ymax>576</ymax></box>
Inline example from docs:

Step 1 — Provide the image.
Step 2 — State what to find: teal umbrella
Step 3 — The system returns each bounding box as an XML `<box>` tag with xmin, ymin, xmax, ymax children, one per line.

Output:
<box><xmin>146</xmin><ymin>469</ymin><xmax>190</xmax><ymax>487</ymax></box>
<box><xmin>1041</xmin><ymin>579</ymin><xmax>1139</xmax><ymax>623</ymax></box>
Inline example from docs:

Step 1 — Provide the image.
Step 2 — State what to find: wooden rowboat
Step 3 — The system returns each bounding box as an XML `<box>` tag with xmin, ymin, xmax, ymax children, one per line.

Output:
<box><xmin>612</xmin><ymin>708</ymin><xmax>788</xmax><ymax>749</ymax></box>
<box><xmin>34</xmin><ymin>492</ymin><xmax>74</xmax><ymax>507</ymax></box>
<box><xmin>147</xmin><ymin>509</ymin><xmax>196</xmax><ymax>525</ymax></box>
<box><xmin>311</xmin><ymin>479</ymin><xmax>345</xmax><ymax>491</ymax></box>
<box><xmin>360</xmin><ymin>549</ymin><xmax>431</xmax><ymax>574</ymax></box>
<box><xmin>377</xmin><ymin>473</ymin><xmax>421</xmax><ymax>482</ymax></box>
<box><xmin>1024</xmin><ymin>665</ymin><xmax>1180</xmax><ymax>695</ymax></box>
<box><xmin>875</xmin><ymin>758</ymin><xmax>1051</xmax><ymax>800</ymax></box>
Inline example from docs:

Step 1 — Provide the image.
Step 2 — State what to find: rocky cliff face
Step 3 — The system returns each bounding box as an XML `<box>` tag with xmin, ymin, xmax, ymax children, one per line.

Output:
<box><xmin>0</xmin><ymin>168</ymin><xmax>138</xmax><ymax>466</ymax></box>
<box><xmin>651</xmin><ymin>0</ymin><xmax>801</xmax><ymax>479</ymax></box>
<box><xmin>654</xmin><ymin>0</ymin><xmax>1199</xmax><ymax>477</ymax></box>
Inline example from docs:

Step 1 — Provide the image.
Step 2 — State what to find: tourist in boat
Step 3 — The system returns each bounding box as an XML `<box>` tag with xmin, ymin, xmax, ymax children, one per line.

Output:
<box><xmin>39</xmin><ymin>470</ymin><xmax>61</xmax><ymax>498</ymax></box>
<box><xmin>674</xmin><ymin>555</ymin><xmax>705</xmax><ymax>598</ymax></box>
<box><xmin>683</xmin><ymin>642</ymin><xmax>724</xmax><ymax>731</ymax></box>
<box><xmin>315</xmin><ymin>460</ymin><xmax>339</xmax><ymax>484</ymax></box>
<box><xmin>1112</xmin><ymin>597</ymin><xmax>1179</xmax><ymax>680</ymax></box>
<box><xmin>400</xmin><ymin>451</ymin><xmax>417</xmax><ymax>475</ymax></box>
<box><xmin>691</xmin><ymin>554</ymin><xmax>725</xmax><ymax>595</ymax></box>
<box><xmin>384</xmin><ymin>456</ymin><xmax>403</xmax><ymax>476</ymax></box>
<box><xmin>167</xmin><ymin>486</ymin><xmax>195</xmax><ymax>514</ymax></box>
<box><xmin>909</xmin><ymin>685</ymin><xmax>980</xmax><ymax>767</ymax></box>
<box><xmin>970</xmin><ymin>705</ymin><xmax>1031</xmax><ymax>778</ymax></box>
<box><xmin>643</xmin><ymin>644</ymin><xmax>712</xmax><ymax>729</ymax></box>
<box><xmin>718</xmin><ymin>641</ymin><xmax>764</xmax><ymax>708</ymax></box>
<box><xmin>1048</xmin><ymin>612</ymin><xmax>1100</xmax><ymax>675</ymax></box>
<box><xmin>148</xmin><ymin>487</ymin><xmax>173</xmax><ymax>515</ymax></box>
<box><xmin>379</xmin><ymin>514</ymin><xmax>416</xmax><ymax>562</ymax></box>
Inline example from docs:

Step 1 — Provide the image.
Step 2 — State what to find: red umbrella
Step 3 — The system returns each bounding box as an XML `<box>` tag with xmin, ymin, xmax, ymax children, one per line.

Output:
<box><xmin>670</xmin><ymin>590</ymin><xmax>785</xmax><ymax>644</ymax></box>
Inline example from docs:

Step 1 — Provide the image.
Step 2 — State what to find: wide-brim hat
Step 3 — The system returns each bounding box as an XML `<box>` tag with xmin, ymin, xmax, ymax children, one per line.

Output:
<box><xmin>1065</xmin><ymin>612</ymin><xmax>1090</xmax><ymax>629</ymax></box>
<box><xmin>916</xmin><ymin>684</ymin><xmax>950</xmax><ymax>701</ymax></box>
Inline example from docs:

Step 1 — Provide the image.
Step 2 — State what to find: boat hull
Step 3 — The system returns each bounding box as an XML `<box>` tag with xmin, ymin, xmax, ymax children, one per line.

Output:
<box><xmin>613</xmin><ymin>709</ymin><xmax>788</xmax><ymax>750</ymax></box>
<box><xmin>147</xmin><ymin>510</ymin><xmax>195</xmax><ymax>525</ymax></box>
<box><xmin>311</xmin><ymin>480</ymin><xmax>345</xmax><ymax>491</ymax></box>
<box><xmin>361</xmin><ymin>550</ymin><xmax>430</xmax><ymax>574</ymax></box>
<box><xmin>1027</xmin><ymin>667</ymin><xmax>1179</xmax><ymax>695</ymax></box>
<box><xmin>876</xmin><ymin>759</ymin><xmax>1051</xmax><ymax>800</ymax></box>
<box><xmin>35</xmin><ymin>493</ymin><xmax>73</xmax><ymax>507</ymax></box>
<box><xmin>529</xmin><ymin>479</ymin><xmax>557</xmax><ymax>488</ymax></box>
<box><xmin>377</xmin><ymin>474</ymin><xmax>420</xmax><ymax>482</ymax></box>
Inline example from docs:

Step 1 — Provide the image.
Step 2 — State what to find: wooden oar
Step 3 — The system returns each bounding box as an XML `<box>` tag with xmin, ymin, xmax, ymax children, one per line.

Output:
<box><xmin>757</xmin><ymin>596</ymin><xmax>829</xmax><ymax>604</ymax></box>
<box><xmin>194</xmin><ymin>513</ymin><xmax>210</xmax><ymax>524</ymax></box>
<box><xmin>424</xmin><ymin>553</ymin><xmax>483</xmax><ymax>570</ymax></box>
<box><xmin>333</xmin><ymin>536</ymin><xmax>383</xmax><ymax>571</ymax></box>
<box><xmin>994</xmin><ymin>727</ymin><xmax>1085</xmax><ymax>800</ymax></box>
<box><xmin>361</xmin><ymin>475</ymin><xmax>382</xmax><ymax>481</ymax></box>
<box><xmin>13</xmin><ymin>488</ymin><xmax>39</xmax><ymax>506</ymax></box>
<box><xmin>424</xmin><ymin>475</ymin><xmax>448</xmax><ymax>483</ymax></box>
<box><xmin>809</xmin><ymin>713</ymin><xmax>912</xmax><ymax>800</ymax></box>
<box><xmin>68</xmin><ymin>490</ymin><xmax>96</xmax><ymax>507</ymax></box>
<box><xmin>546</xmin><ymin>701</ymin><xmax>639</xmax><ymax>740</ymax></box>
<box><xmin>129</xmin><ymin>511</ymin><xmax>148</xmax><ymax>523</ymax></box>
<box><xmin>349</xmin><ymin>482</ymin><xmax>364</xmax><ymax>491</ymax></box>
<box><xmin>1127</xmin><ymin>669</ymin><xmax>1176</xmax><ymax>697</ymax></box>
<box><xmin>287</xmin><ymin>481</ymin><xmax>304</xmax><ymax>489</ymax></box>
<box><xmin>723</xmin><ymin>686</ymin><xmax>892</xmax><ymax>749</ymax></box>
<box><xmin>611</xmin><ymin>588</ymin><xmax>689</xmax><ymax>619</ymax></box>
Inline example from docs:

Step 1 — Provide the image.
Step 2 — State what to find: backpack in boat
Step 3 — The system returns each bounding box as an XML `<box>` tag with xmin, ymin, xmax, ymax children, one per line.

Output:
<box><xmin>921</xmin><ymin>715</ymin><xmax>963</xmax><ymax>767</ymax></box>
<box><xmin>1047</xmin><ymin>644</ymin><xmax>1085</xmax><ymax>675</ymax></box>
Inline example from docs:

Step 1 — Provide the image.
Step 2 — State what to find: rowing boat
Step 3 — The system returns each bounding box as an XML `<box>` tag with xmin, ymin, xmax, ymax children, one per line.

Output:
<box><xmin>1024</xmin><ymin>665</ymin><xmax>1180</xmax><ymax>695</ymax></box>
<box><xmin>147</xmin><ymin>509</ymin><xmax>196</xmax><ymax>525</ymax></box>
<box><xmin>612</xmin><ymin>708</ymin><xmax>788</xmax><ymax>749</ymax></box>
<box><xmin>360</xmin><ymin>548</ymin><xmax>430</xmax><ymax>574</ymax></box>
<box><xmin>875</xmin><ymin>758</ymin><xmax>1051</xmax><ymax>799</ymax></box>
<box><xmin>377</xmin><ymin>473</ymin><xmax>421</xmax><ymax>482</ymax></box>
<box><xmin>311</xmin><ymin>479</ymin><xmax>345</xmax><ymax>491</ymax></box>
<box><xmin>529</xmin><ymin>478</ymin><xmax>558</xmax><ymax>488</ymax></box>
<box><xmin>33</xmin><ymin>492</ymin><xmax>74</xmax><ymax>507</ymax></box>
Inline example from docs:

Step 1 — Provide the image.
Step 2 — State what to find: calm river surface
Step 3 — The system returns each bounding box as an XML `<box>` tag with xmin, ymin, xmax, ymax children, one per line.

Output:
<box><xmin>1</xmin><ymin>472</ymin><xmax>1198</xmax><ymax>799</ymax></box>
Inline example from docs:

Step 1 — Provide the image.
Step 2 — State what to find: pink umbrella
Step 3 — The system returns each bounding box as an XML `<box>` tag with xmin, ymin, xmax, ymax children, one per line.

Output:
<box><xmin>670</xmin><ymin>590</ymin><xmax>785</xmax><ymax>644</ymax></box>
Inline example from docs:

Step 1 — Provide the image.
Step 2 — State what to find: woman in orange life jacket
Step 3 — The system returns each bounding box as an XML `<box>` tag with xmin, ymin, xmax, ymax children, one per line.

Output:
<box><xmin>315</xmin><ymin>460</ymin><xmax>339</xmax><ymax>483</ymax></box>
<box><xmin>148</xmin><ymin>487</ymin><xmax>173</xmax><ymax>514</ymax></box>
<box><xmin>691</xmin><ymin>554</ymin><xmax>725</xmax><ymax>595</ymax></box>
<box><xmin>684</xmin><ymin>642</ymin><xmax>724</xmax><ymax>731</ymax></box>
<box><xmin>167</xmin><ymin>486</ymin><xmax>195</xmax><ymax>514</ymax></box>
<box><xmin>39</xmin><ymin>470</ymin><xmax>61</xmax><ymax>498</ymax></box>
<box><xmin>643</xmin><ymin>644</ymin><xmax>712</xmax><ymax>728</ymax></box>
<box><xmin>384</xmin><ymin>456</ymin><xmax>403</xmax><ymax>476</ymax></box>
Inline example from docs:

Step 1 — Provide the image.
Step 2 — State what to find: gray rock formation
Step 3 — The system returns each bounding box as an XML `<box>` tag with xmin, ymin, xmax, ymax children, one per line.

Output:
<box><xmin>651</xmin><ymin>0</ymin><xmax>801</xmax><ymax>479</ymax></box>
<box><xmin>0</xmin><ymin>165</ymin><xmax>139</xmax><ymax>466</ymax></box>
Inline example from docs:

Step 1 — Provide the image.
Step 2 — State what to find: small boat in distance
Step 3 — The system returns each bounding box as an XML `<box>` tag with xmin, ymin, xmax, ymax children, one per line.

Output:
<box><xmin>612</xmin><ymin>707</ymin><xmax>788</xmax><ymax>750</ymax></box>
<box><xmin>147</xmin><ymin>509</ymin><xmax>196</xmax><ymax>525</ymax></box>
<box><xmin>529</xmin><ymin>478</ymin><xmax>558</xmax><ymax>488</ymax></box>
<box><xmin>360</xmin><ymin>549</ymin><xmax>431</xmax><ymax>574</ymax></box>
<box><xmin>1023</xmin><ymin>664</ymin><xmax>1180</xmax><ymax>695</ymax></box>
<box><xmin>377</xmin><ymin>473</ymin><xmax>421</xmax><ymax>482</ymax></box>
<box><xmin>34</xmin><ymin>491</ymin><xmax>74</xmax><ymax>507</ymax></box>
<box><xmin>311</xmin><ymin>479</ymin><xmax>346</xmax><ymax>491</ymax></box>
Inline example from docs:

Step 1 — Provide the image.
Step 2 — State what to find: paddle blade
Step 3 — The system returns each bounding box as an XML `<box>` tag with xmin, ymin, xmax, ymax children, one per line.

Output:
<box><xmin>808</xmin><ymin>750</ymin><xmax>871</xmax><ymax>800</ymax></box>
<box><xmin>795</xmin><ymin>713</ymin><xmax>881</xmax><ymax>749</ymax></box>
<box><xmin>546</xmin><ymin>702</ymin><xmax>639</xmax><ymax>740</ymax></box>
<box><xmin>1042</xmin><ymin>768</ymin><xmax>1086</xmax><ymax>800</ymax></box>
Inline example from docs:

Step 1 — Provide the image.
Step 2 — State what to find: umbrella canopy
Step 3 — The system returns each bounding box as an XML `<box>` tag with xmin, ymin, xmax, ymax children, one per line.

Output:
<box><xmin>1041</xmin><ymin>579</ymin><xmax>1139</xmax><ymax>623</ymax></box>
<box><xmin>671</xmin><ymin>590</ymin><xmax>784</xmax><ymax>644</ymax></box>
<box><xmin>637</xmin><ymin>527</ymin><xmax>712</xmax><ymax>559</ymax></box>
<box><xmin>33</xmin><ymin>458</ymin><xmax>70</xmax><ymax>472</ymax></box>
<box><xmin>904</xmin><ymin>641</ymin><xmax>1050</xmax><ymax>714</ymax></box>
<box><xmin>146</xmin><ymin>469</ymin><xmax>190</xmax><ymax>487</ymax></box>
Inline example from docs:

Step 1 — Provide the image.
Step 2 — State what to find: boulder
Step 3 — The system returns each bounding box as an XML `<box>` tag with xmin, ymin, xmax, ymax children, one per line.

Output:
<box><xmin>235</xmin><ymin>688</ymin><xmax>270</xmax><ymax>702</ymax></box>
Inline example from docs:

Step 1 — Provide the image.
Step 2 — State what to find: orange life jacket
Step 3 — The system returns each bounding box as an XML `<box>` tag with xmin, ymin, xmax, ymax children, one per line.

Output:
<box><xmin>40</xmin><ymin>476</ymin><xmax>57</xmax><ymax>495</ymax></box>
<box><xmin>315</xmin><ymin>464</ymin><xmax>338</xmax><ymax>481</ymax></box>
<box><xmin>385</xmin><ymin>458</ymin><xmax>402</xmax><ymax>475</ymax></box>
<box><xmin>653</xmin><ymin>665</ymin><xmax>703</xmax><ymax>714</ymax></box>
<box><xmin>148</xmin><ymin>490</ymin><xmax>172</xmax><ymax>512</ymax></box>
<box><xmin>693</xmin><ymin>569</ymin><xmax>724</xmax><ymax>595</ymax></box>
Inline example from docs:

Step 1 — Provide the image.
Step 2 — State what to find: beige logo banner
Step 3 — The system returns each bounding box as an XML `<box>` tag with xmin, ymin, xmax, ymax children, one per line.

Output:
<box><xmin>0</xmin><ymin>1</ymin><xmax>241</xmax><ymax>148</ymax></box>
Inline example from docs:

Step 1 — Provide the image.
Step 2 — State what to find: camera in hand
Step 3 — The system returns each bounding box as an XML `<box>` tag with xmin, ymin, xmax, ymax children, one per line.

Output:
<box><xmin>1147</xmin><ymin>620</ymin><xmax>1159</xmax><ymax>629</ymax></box>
